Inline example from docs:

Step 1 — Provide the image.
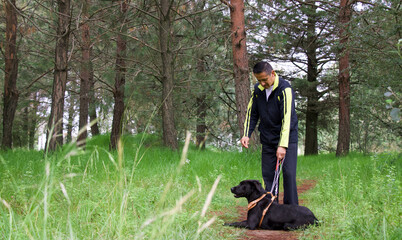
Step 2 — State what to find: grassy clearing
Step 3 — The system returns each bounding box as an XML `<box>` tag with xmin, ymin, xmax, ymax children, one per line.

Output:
<box><xmin>0</xmin><ymin>134</ymin><xmax>400</xmax><ymax>239</ymax></box>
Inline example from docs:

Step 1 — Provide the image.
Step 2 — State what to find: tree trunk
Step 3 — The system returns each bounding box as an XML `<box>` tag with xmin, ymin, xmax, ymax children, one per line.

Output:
<box><xmin>2</xmin><ymin>0</ymin><xmax>19</xmax><ymax>150</ymax></box>
<box><xmin>305</xmin><ymin>101</ymin><xmax>318</xmax><ymax>155</ymax></box>
<box><xmin>304</xmin><ymin>1</ymin><xmax>319</xmax><ymax>155</ymax></box>
<box><xmin>67</xmin><ymin>96</ymin><xmax>74</xmax><ymax>143</ymax></box>
<box><xmin>110</xmin><ymin>0</ymin><xmax>128</xmax><ymax>150</ymax></box>
<box><xmin>89</xmin><ymin>70</ymin><xmax>100</xmax><ymax>136</ymax></box>
<box><xmin>227</xmin><ymin>0</ymin><xmax>251</xmax><ymax>142</ymax></box>
<box><xmin>193</xmin><ymin>7</ymin><xmax>208</xmax><ymax>149</ymax></box>
<box><xmin>47</xmin><ymin>0</ymin><xmax>71</xmax><ymax>151</ymax></box>
<box><xmin>336</xmin><ymin>0</ymin><xmax>352</xmax><ymax>157</ymax></box>
<box><xmin>78</xmin><ymin>0</ymin><xmax>91</xmax><ymax>148</ymax></box>
<box><xmin>159</xmin><ymin>0</ymin><xmax>178</xmax><ymax>150</ymax></box>
<box><xmin>22</xmin><ymin>107</ymin><xmax>29</xmax><ymax>147</ymax></box>
<box><xmin>195</xmin><ymin>58</ymin><xmax>207</xmax><ymax>149</ymax></box>
<box><xmin>29</xmin><ymin>92</ymin><xmax>39</xmax><ymax>149</ymax></box>
<box><xmin>196</xmin><ymin>94</ymin><xmax>207</xmax><ymax>149</ymax></box>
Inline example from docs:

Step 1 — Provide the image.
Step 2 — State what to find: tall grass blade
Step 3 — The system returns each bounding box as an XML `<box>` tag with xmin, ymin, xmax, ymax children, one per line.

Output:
<box><xmin>157</xmin><ymin>131</ymin><xmax>192</xmax><ymax>208</ymax></box>
<box><xmin>1</xmin><ymin>197</ymin><xmax>12</xmax><ymax>240</ymax></box>
<box><xmin>201</xmin><ymin>175</ymin><xmax>221</xmax><ymax>217</ymax></box>
<box><xmin>43</xmin><ymin>161</ymin><xmax>50</xmax><ymax>240</ymax></box>
<box><xmin>141</xmin><ymin>190</ymin><xmax>195</xmax><ymax>229</ymax></box>
<box><xmin>197</xmin><ymin>216</ymin><xmax>216</xmax><ymax>234</ymax></box>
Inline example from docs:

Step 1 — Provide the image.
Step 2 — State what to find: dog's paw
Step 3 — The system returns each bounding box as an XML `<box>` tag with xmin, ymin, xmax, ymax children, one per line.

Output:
<box><xmin>223</xmin><ymin>222</ymin><xmax>235</xmax><ymax>226</ymax></box>
<box><xmin>223</xmin><ymin>221</ymin><xmax>248</xmax><ymax>228</ymax></box>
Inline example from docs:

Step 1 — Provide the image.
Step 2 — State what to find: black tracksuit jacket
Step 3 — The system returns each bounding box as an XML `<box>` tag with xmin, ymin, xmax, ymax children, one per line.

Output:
<box><xmin>243</xmin><ymin>74</ymin><xmax>298</xmax><ymax>147</ymax></box>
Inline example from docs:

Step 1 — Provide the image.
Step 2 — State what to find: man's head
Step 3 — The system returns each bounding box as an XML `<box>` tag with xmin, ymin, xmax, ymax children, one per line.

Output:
<box><xmin>253</xmin><ymin>61</ymin><xmax>276</xmax><ymax>89</ymax></box>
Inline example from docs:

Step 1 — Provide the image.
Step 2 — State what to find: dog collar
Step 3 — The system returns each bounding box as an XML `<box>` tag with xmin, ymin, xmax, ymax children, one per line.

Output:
<box><xmin>247</xmin><ymin>192</ymin><xmax>274</xmax><ymax>210</ymax></box>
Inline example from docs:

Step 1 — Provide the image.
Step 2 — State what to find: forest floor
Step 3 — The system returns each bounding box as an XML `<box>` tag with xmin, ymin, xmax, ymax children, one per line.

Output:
<box><xmin>234</xmin><ymin>180</ymin><xmax>317</xmax><ymax>240</ymax></box>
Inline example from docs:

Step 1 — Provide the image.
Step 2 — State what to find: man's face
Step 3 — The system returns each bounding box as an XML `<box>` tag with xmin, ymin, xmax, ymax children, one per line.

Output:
<box><xmin>254</xmin><ymin>70</ymin><xmax>275</xmax><ymax>89</ymax></box>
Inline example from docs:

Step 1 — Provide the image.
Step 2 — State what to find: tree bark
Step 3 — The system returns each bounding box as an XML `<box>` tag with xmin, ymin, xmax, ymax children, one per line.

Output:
<box><xmin>89</xmin><ymin>71</ymin><xmax>100</xmax><ymax>136</ymax></box>
<box><xmin>22</xmin><ymin>107</ymin><xmax>29</xmax><ymax>147</ymax></box>
<box><xmin>159</xmin><ymin>0</ymin><xmax>178</xmax><ymax>150</ymax></box>
<box><xmin>227</xmin><ymin>0</ymin><xmax>251</xmax><ymax>142</ymax></box>
<box><xmin>2</xmin><ymin>0</ymin><xmax>20</xmax><ymax>149</ymax></box>
<box><xmin>304</xmin><ymin>1</ymin><xmax>319</xmax><ymax>155</ymax></box>
<box><xmin>196</xmin><ymin>94</ymin><xmax>207</xmax><ymax>149</ymax></box>
<box><xmin>47</xmin><ymin>0</ymin><xmax>71</xmax><ymax>151</ymax></box>
<box><xmin>110</xmin><ymin>0</ymin><xmax>128</xmax><ymax>150</ymax></box>
<box><xmin>336</xmin><ymin>0</ymin><xmax>352</xmax><ymax>157</ymax></box>
<box><xmin>196</xmin><ymin>57</ymin><xmax>207</xmax><ymax>149</ymax></box>
<box><xmin>194</xmin><ymin>3</ymin><xmax>208</xmax><ymax>149</ymax></box>
<box><xmin>67</xmin><ymin>95</ymin><xmax>74</xmax><ymax>143</ymax></box>
<box><xmin>78</xmin><ymin>0</ymin><xmax>92</xmax><ymax>148</ymax></box>
<box><xmin>29</xmin><ymin>92</ymin><xmax>39</xmax><ymax>149</ymax></box>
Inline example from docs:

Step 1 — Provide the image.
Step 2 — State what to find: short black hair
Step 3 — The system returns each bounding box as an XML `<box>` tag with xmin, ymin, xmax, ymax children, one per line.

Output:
<box><xmin>253</xmin><ymin>61</ymin><xmax>273</xmax><ymax>74</ymax></box>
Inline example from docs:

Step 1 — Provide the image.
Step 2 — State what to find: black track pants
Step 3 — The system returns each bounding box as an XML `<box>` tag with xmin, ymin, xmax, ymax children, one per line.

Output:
<box><xmin>261</xmin><ymin>143</ymin><xmax>299</xmax><ymax>205</ymax></box>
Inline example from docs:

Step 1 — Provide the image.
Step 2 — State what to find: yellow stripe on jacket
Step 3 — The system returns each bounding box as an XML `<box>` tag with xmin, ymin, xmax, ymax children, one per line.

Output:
<box><xmin>279</xmin><ymin>88</ymin><xmax>292</xmax><ymax>148</ymax></box>
<box><xmin>243</xmin><ymin>90</ymin><xmax>254</xmax><ymax>137</ymax></box>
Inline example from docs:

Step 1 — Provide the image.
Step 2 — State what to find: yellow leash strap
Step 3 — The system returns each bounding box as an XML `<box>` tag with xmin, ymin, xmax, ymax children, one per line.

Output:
<box><xmin>247</xmin><ymin>193</ymin><xmax>267</xmax><ymax>210</ymax></box>
<box><xmin>259</xmin><ymin>195</ymin><xmax>276</xmax><ymax>228</ymax></box>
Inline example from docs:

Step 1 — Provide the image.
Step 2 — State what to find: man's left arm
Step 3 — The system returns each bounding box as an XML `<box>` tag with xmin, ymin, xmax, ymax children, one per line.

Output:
<box><xmin>277</xmin><ymin>87</ymin><xmax>293</xmax><ymax>159</ymax></box>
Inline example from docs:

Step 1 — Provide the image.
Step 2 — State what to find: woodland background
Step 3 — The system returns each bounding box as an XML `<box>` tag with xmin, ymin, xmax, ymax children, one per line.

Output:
<box><xmin>1</xmin><ymin>0</ymin><xmax>401</xmax><ymax>155</ymax></box>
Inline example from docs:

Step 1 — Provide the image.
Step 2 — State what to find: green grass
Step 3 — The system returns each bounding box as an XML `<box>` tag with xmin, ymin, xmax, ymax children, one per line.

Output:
<box><xmin>298</xmin><ymin>152</ymin><xmax>401</xmax><ymax>240</ymax></box>
<box><xmin>0</xmin><ymin>134</ymin><xmax>400</xmax><ymax>239</ymax></box>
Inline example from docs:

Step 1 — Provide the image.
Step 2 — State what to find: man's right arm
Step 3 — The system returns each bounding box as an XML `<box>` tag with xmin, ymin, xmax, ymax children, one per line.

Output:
<box><xmin>242</xmin><ymin>90</ymin><xmax>258</xmax><ymax>148</ymax></box>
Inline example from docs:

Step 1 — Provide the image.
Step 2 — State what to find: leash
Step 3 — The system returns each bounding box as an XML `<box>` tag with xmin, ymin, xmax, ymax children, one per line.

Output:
<box><xmin>270</xmin><ymin>156</ymin><xmax>285</xmax><ymax>197</ymax></box>
<box><xmin>246</xmin><ymin>157</ymin><xmax>285</xmax><ymax>228</ymax></box>
<box><xmin>259</xmin><ymin>195</ymin><xmax>276</xmax><ymax>227</ymax></box>
<box><xmin>247</xmin><ymin>193</ymin><xmax>268</xmax><ymax>210</ymax></box>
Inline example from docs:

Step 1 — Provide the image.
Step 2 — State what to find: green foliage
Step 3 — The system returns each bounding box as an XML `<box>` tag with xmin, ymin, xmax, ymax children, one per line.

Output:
<box><xmin>1</xmin><ymin>0</ymin><xmax>401</xmax><ymax>153</ymax></box>
<box><xmin>348</xmin><ymin>2</ymin><xmax>401</xmax><ymax>152</ymax></box>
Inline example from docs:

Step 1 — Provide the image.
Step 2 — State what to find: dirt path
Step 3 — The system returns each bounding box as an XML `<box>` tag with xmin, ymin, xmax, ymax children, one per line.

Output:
<box><xmin>236</xmin><ymin>180</ymin><xmax>317</xmax><ymax>240</ymax></box>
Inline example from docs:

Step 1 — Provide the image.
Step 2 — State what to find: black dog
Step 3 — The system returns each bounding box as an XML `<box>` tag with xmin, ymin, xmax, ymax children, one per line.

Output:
<box><xmin>225</xmin><ymin>180</ymin><xmax>318</xmax><ymax>230</ymax></box>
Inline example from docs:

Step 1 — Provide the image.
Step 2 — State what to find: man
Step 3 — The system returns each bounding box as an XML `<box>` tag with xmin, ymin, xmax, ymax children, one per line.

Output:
<box><xmin>241</xmin><ymin>61</ymin><xmax>299</xmax><ymax>205</ymax></box>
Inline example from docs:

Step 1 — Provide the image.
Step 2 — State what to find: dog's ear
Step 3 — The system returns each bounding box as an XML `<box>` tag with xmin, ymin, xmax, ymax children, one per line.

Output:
<box><xmin>251</xmin><ymin>180</ymin><xmax>265</xmax><ymax>192</ymax></box>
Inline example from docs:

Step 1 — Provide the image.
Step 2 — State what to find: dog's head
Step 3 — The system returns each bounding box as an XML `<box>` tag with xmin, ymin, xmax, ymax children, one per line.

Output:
<box><xmin>230</xmin><ymin>180</ymin><xmax>266</xmax><ymax>201</ymax></box>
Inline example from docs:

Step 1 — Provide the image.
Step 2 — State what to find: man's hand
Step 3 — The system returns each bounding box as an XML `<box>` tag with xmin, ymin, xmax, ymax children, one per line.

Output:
<box><xmin>276</xmin><ymin>146</ymin><xmax>287</xmax><ymax>161</ymax></box>
<box><xmin>241</xmin><ymin>136</ymin><xmax>250</xmax><ymax>148</ymax></box>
